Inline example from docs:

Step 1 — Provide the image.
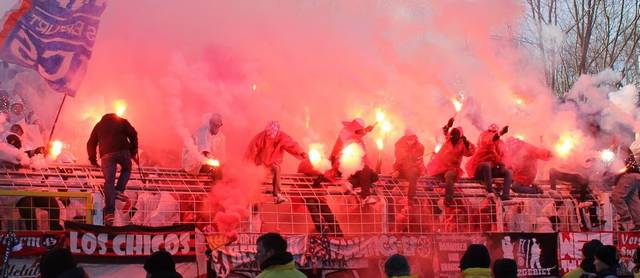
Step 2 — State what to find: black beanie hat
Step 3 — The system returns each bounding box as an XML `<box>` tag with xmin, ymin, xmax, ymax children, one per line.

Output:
<box><xmin>582</xmin><ymin>240</ymin><xmax>604</xmax><ymax>258</ymax></box>
<box><xmin>595</xmin><ymin>245</ymin><xmax>618</xmax><ymax>267</ymax></box>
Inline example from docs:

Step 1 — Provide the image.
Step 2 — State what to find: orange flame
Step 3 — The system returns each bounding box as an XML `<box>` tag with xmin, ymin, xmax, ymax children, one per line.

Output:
<box><xmin>554</xmin><ymin>134</ymin><xmax>576</xmax><ymax>158</ymax></box>
<box><xmin>114</xmin><ymin>99</ymin><xmax>127</xmax><ymax>117</ymax></box>
<box><xmin>49</xmin><ymin>140</ymin><xmax>64</xmax><ymax>160</ymax></box>
<box><xmin>375</xmin><ymin>138</ymin><xmax>384</xmax><ymax>150</ymax></box>
<box><xmin>434</xmin><ymin>143</ymin><xmax>442</xmax><ymax>153</ymax></box>
<box><xmin>452</xmin><ymin>98</ymin><xmax>463</xmax><ymax>112</ymax></box>
<box><xmin>206</xmin><ymin>159</ymin><xmax>220</xmax><ymax>167</ymax></box>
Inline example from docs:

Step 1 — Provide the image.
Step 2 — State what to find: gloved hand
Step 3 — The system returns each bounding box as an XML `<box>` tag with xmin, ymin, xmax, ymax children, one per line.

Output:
<box><xmin>492</xmin><ymin>133</ymin><xmax>501</xmax><ymax>142</ymax></box>
<box><xmin>202</xmin><ymin>151</ymin><xmax>211</xmax><ymax>158</ymax></box>
<box><xmin>500</xmin><ymin>126</ymin><xmax>509</xmax><ymax>135</ymax></box>
<box><xmin>90</xmin><ymin>158</ymin><xmax>100</xmax><ymax>168</ymax></box>
<box><xmin>301</xmin><ymin>152</ymin><xmax>308</xmax><ymax>159</ymax></box>
<box><xmin>462</xmin><ymin>136</ymin><xmax>470</xmax><ymax>149</ymax></box>
<box><xmin>447</xmin><ymin>117</ymin><xmax>455</xmax><ymax>128</ymax></box>
<box><xmin>365</xmin><ymin>123</ymin><xmax>376</xmax><ymax>133</ymax></box>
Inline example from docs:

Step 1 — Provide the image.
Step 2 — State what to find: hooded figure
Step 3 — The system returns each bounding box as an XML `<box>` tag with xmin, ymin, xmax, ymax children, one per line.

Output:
<box><xmin>394</xmin><ymin>129</ymin><xmax>425</xmax><ymax>203</ymax></box>
<box><xmin>562</xmin><ymin>239</ymin><xmax>603</xmax><ymax>278</ymax></box>
<box><xmin>465</xmin><ymin>124</ymin><xmax>513</xmax><ymax>200</ymax></box>
<box><xmin>459</xmin><ymin>244</ymin><xmax>492</xmax><ymax>278</ymax></box>
<box><xmin>503</xmin><ymin>137</ymin><xmax>552</xmax><ymax>193</ymax></box>
<box><xmin>427</xmin><ymin>118</ymin><xmax>475</xmax><ymax>206</ymax></box>
<box><xmin>182</xmin><ymin>113</ymin><xmax>226</xmax><ymax>176</ymax></box>
<box><xmin>87</xmin><ymin>113</ymin><xmax>138</xmax><ymax>226</ymax></box>
<box><xmin>328</xmin><ymin>118</ymin><xmax>378</xmax><ymax>204</ymax></box>
<box><xmin>246</xmin><ymin>121</ymin><xmax>307</xmax><ymax>204</ymax></box>
<box><xmin>594</xmin><ymin>245</ymin><xmax>620</xmax><ymax>278</ymax></box>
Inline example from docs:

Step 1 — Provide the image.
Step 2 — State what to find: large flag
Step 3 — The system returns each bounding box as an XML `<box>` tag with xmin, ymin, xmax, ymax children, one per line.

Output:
<box><xmin>0</xmin><ymin>0</ymin><xmax>107</xmax><ymax>96</ymax></box>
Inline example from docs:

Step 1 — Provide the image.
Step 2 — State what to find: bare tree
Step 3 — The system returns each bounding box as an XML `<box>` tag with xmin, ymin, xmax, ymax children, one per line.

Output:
<box><xmin>521</xmin><ymin>0</ymin><xmax>640</xmax><ymax>95</ymax></box>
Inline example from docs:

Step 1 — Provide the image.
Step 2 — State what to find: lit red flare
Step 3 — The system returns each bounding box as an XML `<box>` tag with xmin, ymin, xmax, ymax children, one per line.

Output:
<box><xmin>375</xmin><ymin>138</ymin><xmax>384</xmax><ymax>150</ymax></box>
<box><xmin>49</xmin><ymin>140</ymin><xmax>64</xmax><ymax>160</ymax></box>
<box><xmin>451</xmin><ymin>98</ymin><xmax>463</xmax><ymax>112</ymax></box>
<box><xmin>114</xmin><ymin>99</ymin><xmax>127</xmax><ymax>117</ymax></box>
<box><xmin>554</xmin><ymin>134</ymin><xmax>576</xmax><ymax>158</ymax></box>
<box><xmin>600</xmin><ymin>149</ymin><xmax>615</xmax><ymax>163</ymax></box>
<box><xmin>206</xmin><ymin>158</ymin><xmax>221</xmax><ymax>167</ymax></box>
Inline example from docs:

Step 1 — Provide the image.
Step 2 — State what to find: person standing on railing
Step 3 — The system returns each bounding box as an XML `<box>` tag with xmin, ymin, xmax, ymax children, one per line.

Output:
<box><xmin>465</xmin><ymin>123</ymin><xmax>512</xmax><ymax>200</ymax></box>
<box><xmin>427</xmin><ymin>118</ymin><xmax>475</xmax><ymax>207</ymax></box>
<box><xmin>246</xmin><ymin>121</ymin><xmax>307</xmax><ymax>204</ymax></box>
<box><xmin>393</xmin><ymin>128</ymin><xmax>425</xmax><ymax>204</ymax></box>
<box><xmin>87</xmin><ymin>113</ymin><xmax>138</xmax><ymax>226</ymax></box>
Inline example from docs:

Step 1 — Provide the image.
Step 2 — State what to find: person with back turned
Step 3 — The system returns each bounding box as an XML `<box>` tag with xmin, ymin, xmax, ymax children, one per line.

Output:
<box><xmin>87</xmin><ymin>113</ymin><xmax>138</xmax><ymax>226</ymax></box>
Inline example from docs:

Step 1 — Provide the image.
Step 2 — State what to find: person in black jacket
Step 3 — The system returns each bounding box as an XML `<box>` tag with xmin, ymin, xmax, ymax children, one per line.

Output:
<box><xmin>87</xmin><ymin>113</ymin><xmax>138</xmax><ymax>226</ymax></box>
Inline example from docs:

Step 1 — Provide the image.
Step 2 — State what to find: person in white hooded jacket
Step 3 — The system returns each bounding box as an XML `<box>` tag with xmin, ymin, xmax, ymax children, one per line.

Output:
<box><xmin>182</xmin><ymin>113</ymin><xmax>226</xmax><ymax>176</ymax></box>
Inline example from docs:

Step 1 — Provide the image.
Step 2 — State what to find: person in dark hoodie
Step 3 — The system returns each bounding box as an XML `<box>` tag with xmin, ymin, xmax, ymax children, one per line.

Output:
<box><xmin>144</xmin><ymin>250</ymin><xmax>183</xmax><ymax>278</ymax></box>
<box><xmin>39</xmin><ymin>248</ymin><xmax>88</xmax><ymax>278</ymax></box>
<box><xmin>562</xmin><ymin>239</ymin><xmax>603</xmax><ymax>278</ymax></box>
<box><xmin>493</xmin><ymin>258</ymin><xmax>517</xmax><ymax>278</ymax></box>
<box><xmin>87</xmin><ymin>113</ymin><xmax>138</xmax><ymax>226</ymax></box>
<box><xmin>593</xmin><ymin>245</ymin><xmax>620</xmax><ymax>278</ymax></box>
<box><xmin>459</xmin><ymin>244</ymin><xmax>491</xmax><ymax>278</ymax></box>
<box><xmin>255</xmin><ymin>232</ymin><xmax>306</xmax><ymax>278</ymax></box>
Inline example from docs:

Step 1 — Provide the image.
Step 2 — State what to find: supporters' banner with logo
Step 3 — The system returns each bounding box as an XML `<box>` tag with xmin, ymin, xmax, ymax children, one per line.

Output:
<box><xmin>617</xmin><ymin>232</ymin><xmax>640</xmax><ymax>275</ymax></box>
<box><xmin>558</xmin><ymin>232</ymin><xmax>614</xmax><ymax>274</ymax></box>
<box><xmin>64</xmin><ymin>222</ymin><xmax>196</xmax><ymax>262</ymax></box>
<box><xmin>0</xmin><ymin>0</ymin><xmax>107</xmax><ymax>95</ymax></box>
<box><xmin>432</xmin><ymin>233</ymin><xmax>486</xmax><ymax>278</ymax></box>
<box><xmin>211</xmin><ymin>234</ymin><xmax>434</xmax><ymax>277</ymax></box>
<box><xmin>0</xmin><ymin>231</ymin><xmax>64</xmax><ymax>257</ymax></box>
<box><xmin>2</xmin><ymin>258</ymin><xmax>40</xmax><ymax>278</ymax></box>
<box><xmin>485</xmin><ymin>233</ymin><xmax>559</xmax><ymax>277</ymax></box>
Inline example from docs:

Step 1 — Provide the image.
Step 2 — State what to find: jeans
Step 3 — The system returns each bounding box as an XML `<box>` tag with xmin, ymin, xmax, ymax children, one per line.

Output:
<box><xmin>511</xmin><ymin>183</ymin><xmax>542</xmax><ymax>194</ymax></box>
<box><xmin>270</xmin><ymin>165</ymin><xmax>281</xmax><ymax>196</ymax></box>
<box><xmin>548</xmin><ymin>168</ymin><xmax>600</xmax><ymax>227</ymax></box>
<box><xmin>435</xmin><ymin>170</ymin><xmax>458</xmax><ymax>203</ymax></box>
<box><xmin>612</xmin><ymin>173</ymin><xmax>640</xmax><ymax>227</ymax></box>
<box><xmin>474</xmin><ymin>162</ymin><xmax>512</xmax><ymax>198</ymax></box>
<box><xmin>398</xmin><ymin>166</ymin><xmax>420</xmax><ymax>201</ymax></box>
<box><xmin>549</xmin><ymin>168</ymin><xmax>589</xmax><ymax>191</ymax></box>
<box><xmin>347</xmin><ymin>166</ymin><xmax>378</xmax><ymax>199</ymax></box>
<box><xmin>101</xmin><ymin>150</ymin><xmax>132</xmax><ymax>214</ymax></box>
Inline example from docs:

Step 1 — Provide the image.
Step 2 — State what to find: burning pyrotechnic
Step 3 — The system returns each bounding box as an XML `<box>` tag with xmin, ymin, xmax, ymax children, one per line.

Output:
<box><xmin>340</xmin><ymin>143</ymin><xmax>364</xmax><ymax>176</ymax></box>
<box><xmin>375</xmin><ymin>108</ymin><xmax>393</xmax><ymax>134</ymax></box>
<box><xmin>308</xmin><ymin>143</ymin><xmax>330</xmax><ymax>171</ymax></box>
<box><xmin>600</xmin><ymin>149</ymin><xmax>615</xmax><ymax>163</ymax></box>
<box><xmin>514</xmin><ymin>134</ymin><xmax>525</xmax><ymax>140</ymax></box>
<box><xmin>451</xmin><ymin>98</ymin><xmax>463</xmax><ymax>112</ymax></box>
<box><xmin>251</xmin><ymin>84</ymin><xmax>257</xmax><ymax>91</ymax></box>
<box><xmin>434</xmin><ymin>143</ymin><xmax>442</xmax><ymax>153</ymax></box>
<box><xmin>554</xmin><ymin>134</ymin><xmax>576</xmax><ymax>158</ymax></box>
<box><xmin>114</xmin><ymin>99</ymin><xmax>127</xmax><ymax>117</ymax></box>
<box><xmin>49</xmin><ymin>140</ymin><xmax>64</xmax><ymax>160</ymax></box>
<box><xmin>206</xmin><ymin>158</ymin><xmax>221</xmax><ymax>167</ymax></box>
<box><xmin>376</xmin><ymin>138</ymin><xmax>384</xmax><ymax>150</ymax></box>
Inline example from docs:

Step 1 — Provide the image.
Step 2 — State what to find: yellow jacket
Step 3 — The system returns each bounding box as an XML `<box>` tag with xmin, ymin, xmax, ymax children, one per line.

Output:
<box><xmin>562</xmin><ymin>267</ymin><xmax>584</xmax><ymax>278</ymax></box>
<box><xmin>461</xmin><ymin>268</ymin><xmax>492</xmax><ymax>278</ymax></box>
<box><xmin>256</xmin><ymin>261</ymin><xmax>306</xmax><ymax>278</ymax></box>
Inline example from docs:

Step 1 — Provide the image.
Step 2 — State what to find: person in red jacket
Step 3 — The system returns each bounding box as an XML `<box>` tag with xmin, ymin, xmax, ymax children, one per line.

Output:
<box><xmin>246</xmin><ymin>121</ymin><xmax>307</xmax><ymax>204</ymax></box>
<box><xmin>465</xmin><ymin>124</ymin><xmax>513</xmax><ymax>200</ymax></box>
<box><xmin>393</xmin><ymin>128</ymin><xmax>425</xmax><ymax>203</ymax></box>
<box><xmin>427</xmin><ymin>118</ymin><xmax>475</xmax><ymax>206</ymax></box>
<box><xmin>503</xmin><ymin>137</ymin><xmax>552</xmax><ymax>194</ymax></box>
<box><xmin>328</xmin><ymin>118</ymin><xmax>378</xmax><ymax>204</ymax></box>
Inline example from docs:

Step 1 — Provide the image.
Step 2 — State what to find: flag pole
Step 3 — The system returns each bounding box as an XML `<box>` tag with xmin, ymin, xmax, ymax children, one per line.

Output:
<box><xmin>46</xmin><ymin>93</ymin><xmax>67</xmax><ymax>151</ymax></box>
